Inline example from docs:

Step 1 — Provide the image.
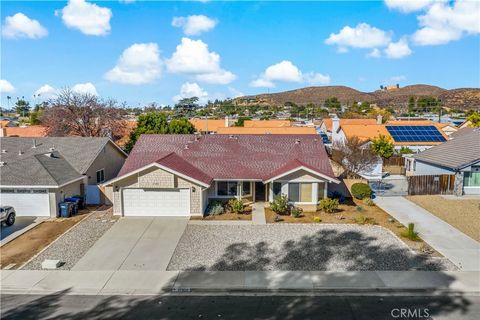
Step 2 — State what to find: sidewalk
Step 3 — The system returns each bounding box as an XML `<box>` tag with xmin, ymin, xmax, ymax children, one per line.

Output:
<box><xmin>1</xmin><ymin>269</ymin><xmax>479</xmax><ymax>295</ymax></box>
<box><xmin>375</xmin><ymin>196</ymin><xmax>480</xmax><ymax>271</ymax></box>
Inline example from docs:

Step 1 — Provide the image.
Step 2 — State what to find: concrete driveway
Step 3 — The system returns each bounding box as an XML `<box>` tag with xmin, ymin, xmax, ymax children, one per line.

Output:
<box><xmin>72</xmin><ymin>217</ymin><xmax>188</xmax><ymax>271</ymax></box>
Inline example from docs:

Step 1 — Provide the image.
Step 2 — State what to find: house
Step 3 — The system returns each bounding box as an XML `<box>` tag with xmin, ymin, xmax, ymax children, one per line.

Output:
<box><xmin>216</xmin><ymin>126</ymin><xmax>317</xmax><ymax>135</ymax></box>
<box><xmin>190</xmin><ymin>117</ymin><xmax>232</xmax><ymax>134</ymax></box>
<box><xmin>319</xmin><ymin>117</ymin><xmax>377</xmax><ymax>140</ymax></box>
<box><xmin>405</xmin><ymin>129</ymin><xmax>480</xmax><ymax>196</ymax></box>
<box><xmin>386</xmin><ymin>120</ymin><xmax>458</xmax><ymax>136</ymax></box>
<box><xmin>244</xmin><ymin>120</ymin><xmax>292</xmax><ymax>128</ymax></box>
<box><xmin>0</xmin><ymin>125</ymin><xmax>48</xmax><ymax>137</ymax></box>
<box><xmin>0</xmin><ymin>137</ymin><xmax>127</xmax><ymax>217</ymax></box>
<box><xmin>103</xmin><ymin>134</ymin><xmax>339</xmax><ymax>217</ymax></box>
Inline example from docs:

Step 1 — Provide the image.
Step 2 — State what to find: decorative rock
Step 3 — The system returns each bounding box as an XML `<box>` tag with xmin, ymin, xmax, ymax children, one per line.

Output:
<box><xmin>41</xmin><ymin>259</ymin><xmax>62</xmax><ymax>269</ymax></box>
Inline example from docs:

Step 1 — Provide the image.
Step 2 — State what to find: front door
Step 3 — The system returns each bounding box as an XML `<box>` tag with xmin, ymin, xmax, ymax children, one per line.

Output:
<box><xmin>254</xmin><ymin>182</ymin><xmax>266</xmax><ymax>202</ymax></box>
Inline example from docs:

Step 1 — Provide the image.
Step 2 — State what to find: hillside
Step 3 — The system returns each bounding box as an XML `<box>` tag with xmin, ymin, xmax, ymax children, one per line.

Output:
<box><xmin>235</xmin><ymin>85</ymin><xmax>480</xmax><ymax>111</ymax></box>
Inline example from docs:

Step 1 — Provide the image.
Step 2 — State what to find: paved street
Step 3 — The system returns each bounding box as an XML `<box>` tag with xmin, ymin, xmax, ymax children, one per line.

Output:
<box><xmin>72</xmin><ymin>217</ymin><xmax>188</xmax><ymax>271</ymax></box>
<box><xmin>375</xmin><ymin>196</ymin><xmax>480</xmax><ymax>271</ymax></box>
<box><xmin>2</xmin><ymin>293</ymin><xmax>479</xmax><ymax>320</ymax></box>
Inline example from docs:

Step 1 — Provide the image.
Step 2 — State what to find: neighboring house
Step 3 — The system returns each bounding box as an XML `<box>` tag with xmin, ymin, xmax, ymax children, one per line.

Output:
<box><xmin>405</xmin><ymin>129</ymin><xmax>480</xmax><ymax>196</ymax></box>
<box><xmin>216</xmin><ymin>127</ymin><xmax>316</xmax><ymax>135</ymax></box>
<box><xmin>386</xmin><ymin>120</ymin><xmax>458</xmax><ymax>136</ymax></box>
<box><xmin>0</xmin><ymin>125</ymin><xmax>48</xmax><ymax>137</ymax></box>
<box><xmin>244</xmin><ymin>120</ymin><xmax>292</xmax><ymax>128</ymax></box>
<box><xmin>319</xmin><ymin>118</ymin><xmax>377</xmax><ymax>138</ymax></box>
<box><xmin>103</xmin><ymin>134</ymin><xmax>339</xmax><ymax>217</ymax></box>
<box><xmin>0</xmin><ymin>137</ymin><xmax>127</xmax><ymax>217</ymax></box>
<box><xmin>190</xmin><ymin>117</ymin><xmax>232</xmax><ymax>134</ymax></box>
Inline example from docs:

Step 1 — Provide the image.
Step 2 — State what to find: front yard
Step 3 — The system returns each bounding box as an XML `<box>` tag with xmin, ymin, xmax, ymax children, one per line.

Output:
<box><xmin>167</xmin><ymin>224</ymin><xmax>456</xmax><ymax>271</ymax></box>
<box><xmin>407</xmin><ymin>195</ymin><xmax>480</xmax><ymax>242</ymax></box>
<box><xmin>264</xmin><ymin>198</ymin><xmax>438</xmax><ymax>256</ymax></box>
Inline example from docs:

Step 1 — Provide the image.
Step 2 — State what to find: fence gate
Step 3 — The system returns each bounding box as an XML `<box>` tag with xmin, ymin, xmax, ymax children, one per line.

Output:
<box><xmin>369</xmin><ymin>175</ymin><xmax>409</xmax><ymax>197</ymax></box>
<box><xmin>407</xmin><ymin>175</ymin><xmax>455</xmax><ymax>195</ymax></box>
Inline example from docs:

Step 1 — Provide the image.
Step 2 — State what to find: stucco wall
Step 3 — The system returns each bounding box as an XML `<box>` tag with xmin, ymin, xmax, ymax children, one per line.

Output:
<box><xmin>85</xmin><ymin>142</ymin><xmax>126</xmax><ymax>185</ymax></box>
<box><xmin>413</xmin><ymin>161</ymin><xmax>454</xmax><ymax>176</ymax></box>
<box><xmin>50</xmin><ymin>178</ymin><xmax>85</xmax><ymax>217</ymax></box>
<box><xmin>176</xmin><ymin>176</ymin><xmax>202</xmax><ymax>215</ymax></box>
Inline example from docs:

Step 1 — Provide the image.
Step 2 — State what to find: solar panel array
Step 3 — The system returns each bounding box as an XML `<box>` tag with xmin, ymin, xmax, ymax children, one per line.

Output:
<box><xmin>386</xmin><ymin>125</ymin><xmax>446</xmax><ymax>142</ymax></box>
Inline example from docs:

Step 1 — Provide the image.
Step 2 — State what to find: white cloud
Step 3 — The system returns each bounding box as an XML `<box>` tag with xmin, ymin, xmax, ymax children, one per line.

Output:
<box><xmin>104</xmin><ymin>43</ymin><xmax>162</xmax><ymax>85</ymax></box>
<box><xmin>0</xmin><ymin>80</ymin><xmax>15</xmax><ymax>93</ymax></box>
<box><xmin>384</xmin><ymin>38</ymin><xmax>412</xmax><ymax>58</ymax></box>
<box><xmin>173</xmin><ymin>82</ymin><xmax>209</xmax><ymax>104</ymax></box>
<box><xmin>57</xmin><ymin>0</ymin><xmax>112</xmax><ymax>36</ymax></box>
<box><xmin>2</xmin><ymin>13</ymin><xmax>48</xmax><ymax>39</ymax></box>
<box><xmin>390</xmin><ymin>75</ymin><xmax>407</xmax><ymax>82</ymax></box>
<box><xmin>412</xmin><ymin>1</ymin><xmax>480</xmax><ymax>45</ymax></box>
<box><xmin>119</xmin><ymin>0</ymin><xmax>135</xmax><ymax>3</ymax></box>
<box><xmin>367</xmin><ymin>48</ymin><xmax>382</xmax><ymax>58</ymax></box>
<box><xmin>250</xmin><ymin>60</ymin><xmax>330</xmax><ymax>88</ymax></box>
<box><xmin>303</xmin><ymin>72</ymin><xmax>331</xmax><ymax>85</ymax></box>
<box><xmin>228</xmin><ymin>87</ymin><xmax>244</xmax><ymax>98</ymax></box>
<box><xmin>34</xmin><ymin>84</ymin><xmax>58</xmax><ymax>100</ymax></box>
<box><xmin>172</xmin><ymin>15</ymin><xmax>217</xmax><ymax>36</ymax></box>
<box><xmin>166</xmin><ymin>38</ymin><xmax>235</xmax><ymax>84</ymax></box>
<box><xmin>384</xmin><ymin>0</ymin><xmax>439</xmax><ymax>13</ymax></box>
<box><xmin>72</xmin><ymin>82</ymin><xmax>97</xmax><ymax>95</ymax></box>
<box><xmin>325</xmin><ymin>23</ymin><xmax>392</xmax><ymax>49</ymax></box>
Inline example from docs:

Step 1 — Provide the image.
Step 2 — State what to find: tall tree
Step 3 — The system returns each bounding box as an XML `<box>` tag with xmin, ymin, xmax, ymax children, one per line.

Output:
<box><xmin>15</xmin><ymin>97</ymin><xmax>30</xmax><ymax>116</ymax></box>
<box><xmin>125</xmin><ymin>112</ymin><xmax>195</xmax><ymax>152</ymax></box>
<box><xmin>371</xmin><ymin>134</ymin><xmax>395</xmax><ymax>159</ymax></box>
<box><xmin>332</xmin><ymin>136</ymin><xmax>379</xmax><ymax>178</ymax></box>
<box><xmin>42</xmin><ymin>89</ymin><xmax>125</xmax><ymax>139</ymax></box>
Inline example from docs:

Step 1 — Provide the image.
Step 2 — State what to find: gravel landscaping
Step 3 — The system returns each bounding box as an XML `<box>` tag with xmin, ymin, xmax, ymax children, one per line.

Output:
<box><xmin>22</xmin><ymin>207</ymin><xmax>117</xmax><ymax>270</ymax></box>
<box><xmin>167</xmin><ymin>224</ymin><xmax>457</xmax><ymax>271</ymax></box>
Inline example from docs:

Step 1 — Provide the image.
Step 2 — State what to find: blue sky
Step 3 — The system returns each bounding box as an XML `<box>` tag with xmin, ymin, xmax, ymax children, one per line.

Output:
<box><xmin>1</xmin><ymin>0</ymin><xmax>479</xmax><ymax>107</ymax></box>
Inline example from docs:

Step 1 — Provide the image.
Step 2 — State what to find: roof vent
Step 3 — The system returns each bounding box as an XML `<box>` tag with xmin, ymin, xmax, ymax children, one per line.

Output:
<box><xmin>184</xmin><ymin>144</ymin><xmax>189</xmax><ymax>150</ymax></box>
<box><xmin>1</xmin><ymin>149</ymin><xmax>6</xmax><ymax>154</ymax></box>
<box><xmin>18</xmin><ymin>150</ymin><xmax>23</xmax><ymax>155</ymax></box>
<box><xmin>295</xmin><ymin>139</ymin><xmax>301</xmax><ymax>144</ymax></box>
<box><xmin>49</xmin><ymin>146</ymin><xmax>55</xmax><ymax>152</ymax></box>
<box><xmin>229</xmin><ymin>134</ymin><xmax>235</xmax><ymax>139</ymax></box>
<box><xmin>32</xmin><ymin>139</ymin><xmax>37</xmax><ymax>148</ymax></box>
<box><xmin>0</xmin><ymin>161</ymin><xmax>5</xmax><ymax>166</ymax></box>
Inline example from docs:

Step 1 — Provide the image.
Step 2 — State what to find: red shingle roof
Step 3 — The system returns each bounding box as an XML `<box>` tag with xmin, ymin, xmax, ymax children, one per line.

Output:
<box><xmin>118</xmin><ymin>134</ymin><xmax>336</xmax><ymax>183</ymax></box>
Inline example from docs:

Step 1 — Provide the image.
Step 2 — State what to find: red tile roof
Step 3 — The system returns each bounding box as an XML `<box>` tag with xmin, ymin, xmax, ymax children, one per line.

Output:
<box><xmin>118</xmin><ymin>134</ymin><xmax>336</xmax><ymax>183</ymax></box>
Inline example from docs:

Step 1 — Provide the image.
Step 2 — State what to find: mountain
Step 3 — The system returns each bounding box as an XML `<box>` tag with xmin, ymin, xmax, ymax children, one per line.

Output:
<box><xmin>234</xmin><ymin>85</ymin><xmax>480</xmax><ymax>111</ymax></box>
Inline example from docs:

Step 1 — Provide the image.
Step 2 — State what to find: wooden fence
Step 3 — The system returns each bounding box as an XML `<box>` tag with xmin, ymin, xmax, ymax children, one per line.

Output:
<box><xmin>383</xmin><ymin>156</ymin><xmax>405</xmax><ymax>167</ymax></box>
<box><xmin>407</xmin><ymin>174</ymin><xmax>456</xmax><ymax>195</ymax></box>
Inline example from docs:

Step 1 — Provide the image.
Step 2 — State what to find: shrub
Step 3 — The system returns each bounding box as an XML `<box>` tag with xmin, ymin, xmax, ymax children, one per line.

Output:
<box><xmin>355</xmin><ymin>205</ymin><xmax>365</xmax><ymax>212</ymax></box>
<box><xmin>207</xmin><ymin>201</ymin><xmax>224</xmax><ymax>216</ymax></box>
<box><xmin>364</xmin><ymin>198</ymin><xmax>375</xmax><ymax>206</ymax></box>
<box><xmin>328</xmin><ymin>191</ymin><xmax>345</xmax><ymax>203</ymax></box>
<box><xmin>354</xmin><ymin>213</ymin><xmax>367</xmax><ymax>225</ymax></box>
<box><xmin>351</xmin><ymin>183</ymin><xmax>372</xmax><ymax>200</ymax></box>
<box><xmin>318</xmin><ymin>198</ymin><xmax>339</xmax><ymax>213</ymax></box>
<box><xmin>290</xmin><ymin>206</ymin><xmax>303</xmax><ymax>218</ymax></box>
<box><xmin>270</xmin><ymin>194</ymin><xmax>290</xmax><ymax>215</ymax></box>
<box><xmin>228</xmin><ymin>198</ymin><xmax>245</xmax><ymax>214</ymax></box>
<box><xmin>313</xmin><ymin>216</ymin><xmax>322</xmax><ymax>223</ymax></box>
<box><xmin>401</xmin><ymin>223</ymin><xmax>420</xmax><ymax>241</ymax></box>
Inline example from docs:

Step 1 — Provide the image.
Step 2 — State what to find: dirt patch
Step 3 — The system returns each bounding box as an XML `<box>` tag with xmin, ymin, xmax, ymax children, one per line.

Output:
<box><xmin>191</xmin><ymin>211</ymin><xmax>252</xmax><ymax>221</ymax></box>
<box><xmin>265</xmin><ymin>198</ymin><xmax>440</xmax><ymax>257</ymax></box>
<box><xmin>407</xmin><ymin>195</ymin><xmax>480</xmax><ymax>242</ymax></box>
<box><xmin>0</xmin><ymin>212</ymin><xmax>89</xmax><ymax>269</ymax></box>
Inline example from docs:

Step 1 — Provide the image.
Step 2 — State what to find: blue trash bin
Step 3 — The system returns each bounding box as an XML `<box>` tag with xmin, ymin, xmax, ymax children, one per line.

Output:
<box><xmin>58</xmin><ymin>202</ymin><xmax>73</xmax><ymax>218</ymax></box>
<box><xmin>65</xmin><ymin>198</ymin><xmax>80</xmax><ymax>215</ymax></box>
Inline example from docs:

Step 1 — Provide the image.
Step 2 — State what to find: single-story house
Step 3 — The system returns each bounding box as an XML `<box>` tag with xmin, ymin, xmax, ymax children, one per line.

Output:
<box><xmin>104</xmin><ymin>134</ymin><xmax>340</xmax><ymax>217</ymax></box>
<box><xmin>405</xmin><ymin>128</ymin><xmax>480</xmax><ymax>196</ymax></box>
<box><xmin>319</xmin><ymin>117</ymin><xmax>377</xmax><ymax>138</ymax></box>
<box><xmin>190</xmin><ymin>117</ymin><xmax>232</xmax><ymax>134</ymax></box>
<box><xmin>0</xmin><ymin>137</ymin><xmax>127</xmax><ymax>217</ymax></box>
<box><xmin>216</xmin><ymin>126</ymin><xmax>316</xmax><ymax>135</ymax></box>
<box><xmin>244</xmin><ymin>120</ymin><xmax>292</xmax><ymax>128</ymax></box>
<box><xmin>0</xmin><ymin>125</ymin><xmax>48</xmax><ymax>137</ymax></box>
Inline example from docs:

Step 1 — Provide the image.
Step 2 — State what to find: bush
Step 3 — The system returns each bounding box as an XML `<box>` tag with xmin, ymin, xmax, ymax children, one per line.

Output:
<box><xmin>270</xmin><ymin>194</ymin><xmax>290</xmax><ymax>215</ymax></box>
<box><xmin>328</xmin><ymin>191</ymin><xmax>345</xmax><ymax>203</ymax></box>
<box><xmin>313</xmin><ymin>216</ymin><xmax>322</xmax><ymax>223</ymax></box>
<box><xmin>355</xmin><ymin>205</ymin><xmax>365</xmax><ymax>212</ymax></box>
<box><xmin>401</xmin><ymin>223</ymin><xmax>420</xmax><ymax>241</ymax></box>
<box><xmin>227</xmin><ymin>198</ymin><xmax>244</xmax><ymax>214</ymax></box>
<box><xmin>290</xmin><ymin>206</ymin><xmax>303</xmax><ymax>218</ymax></box>
<box><xmin>207</xmin><ymin>201</ymin><xmax>224</xmax><ymax>216</ymax></box>
<box><xmin>364</xmin><ymin>198</ymin><xmax>375</xmax><ymax>206</ymax></box>
<box><xmin>351</xmin><ymin>183</ymin><xmax>372</xmax><ymax>200</ymax></box>
<box><xmin>318</xmin><ymin>198</ymin><xmax>339</xmax><ymax>213</ymax></box>
<box><xmin>354</xmin><ymin>213</ymin><xmax>367</xmax><ymax>225</ymax></box>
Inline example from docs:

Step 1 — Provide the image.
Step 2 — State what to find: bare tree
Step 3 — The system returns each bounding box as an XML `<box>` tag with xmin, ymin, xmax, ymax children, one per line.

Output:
<box><xmin>42</xmin><ymin>90</ymin><xmax>126</xmax><ymax>140</ymax></box>
<box><xmin>331</xmin><ymin>136</ymin><xmax>379</xmax><ymax>178</ymax></box>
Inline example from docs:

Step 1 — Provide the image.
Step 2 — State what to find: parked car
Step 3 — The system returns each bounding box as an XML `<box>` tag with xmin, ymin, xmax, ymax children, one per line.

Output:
<box><xmin>0</xmin><ymin>206</ymin><xmax>16</xmax><ymax>226</ymax></box>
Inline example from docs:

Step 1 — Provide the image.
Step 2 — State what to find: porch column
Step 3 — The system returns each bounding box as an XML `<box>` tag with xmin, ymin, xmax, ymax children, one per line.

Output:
<box><xmin>453</xmin><ymin>171</ymin><xmax>464</xmax><ymax>197</ymax></box>
<box><xmin>324</xmin><ymin>182</ymin><xmax>328</xmax><ymax>198</ymax></box>
<box><xmin>268</xmin><ymin>183</ymin><xmax>273</xmax><ymax>202</ymax></box>
<box><xmin>238</xmin><ymin>181</ymin><xmax>242</xmax><ymax>200</ymax></box>
<box><xmin>252</xmin><ymin>181</ymin><xmax>256</xmax><ymax>202</ymax></box>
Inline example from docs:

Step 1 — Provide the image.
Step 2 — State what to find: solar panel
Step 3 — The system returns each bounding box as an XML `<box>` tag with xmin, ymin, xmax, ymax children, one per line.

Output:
<box><xmin>386</xmin><ymin>125</ymin><xmax>446</xmax><ymax>143</ymax></box>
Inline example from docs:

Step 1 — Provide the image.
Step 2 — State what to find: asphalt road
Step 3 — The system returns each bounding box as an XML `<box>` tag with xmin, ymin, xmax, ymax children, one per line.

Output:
<box><xmin>1</xmin><ymin>294</ymin><xmax>478</xmax><ymax>319</ymax></box>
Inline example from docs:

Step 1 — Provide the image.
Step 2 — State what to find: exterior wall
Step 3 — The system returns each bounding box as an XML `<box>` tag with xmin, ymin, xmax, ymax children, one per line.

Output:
<box><xmin>85</xmin><ymin>142</ymin><xmax>126</xmax><ymax>186</ymax></box>
<box><xmin>138</xmin><ymin>166</ymin><xmax>174</xmax><ymax>188</ymax></box>
<box><xmin>112</xmin><ymin>175</ymin><xmax>139</xmax><ymax>215</ymax></box>
<box><xmin>410</xmin><ymin>160</ymin><xmax>454</xmax><ymax>176</ymax></box>
<box><xmin>454</xmin><ymin>171</ymin><xmax>464</xmax><ymax>197</ymax></box>
<box><xmin>175</xmin><ymin>176</ymin><xmax>202</xmax><ymax>215</ymax></box>
<box><xmin>50</xmin><ymin>178</ymin><xmax>85</xmax><ymax>217</ymax></box>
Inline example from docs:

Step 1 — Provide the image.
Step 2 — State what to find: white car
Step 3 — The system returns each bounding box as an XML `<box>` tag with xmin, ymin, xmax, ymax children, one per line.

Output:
<box><xmin>0</xmin><ymin>206</ymin><xmax>16</xmax><ymax>226</ymax></box>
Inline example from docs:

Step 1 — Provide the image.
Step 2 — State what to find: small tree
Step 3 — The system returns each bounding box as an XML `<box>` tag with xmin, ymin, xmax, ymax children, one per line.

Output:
<box><xmin>371</xmin><ymin>134</ymin><xmax>395</xmax><ymax>159</ymax></box>
<box><xmin>466</xmin><ymin>112</ymin><xmax>480</xmax><ymax>127</ymax></box>
<box><xmin>332</xmin><ymin>136</ymin><xmax>379</xmax><ymax>178</ymax></box>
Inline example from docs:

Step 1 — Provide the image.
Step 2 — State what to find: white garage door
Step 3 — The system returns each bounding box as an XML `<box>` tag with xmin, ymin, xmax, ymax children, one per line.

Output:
<box><xmin>0</xmin><ymin>190</ymin><xmax>50</xmax><ymax>217</ymax></box>
<box><xmin>122</xmin><ymin>188</ymin><xmax>190</xmax><ymax>217</ymax></box>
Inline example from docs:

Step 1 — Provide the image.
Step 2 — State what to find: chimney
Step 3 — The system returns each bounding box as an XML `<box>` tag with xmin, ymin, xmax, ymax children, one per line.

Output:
<box><xmin>0</xmin><ymin>128</ymin><xmax>6</xmax><ymax>137</ymax></box>
<box><xmin>331</xmin><ymin>116</ymin><xmax>340</xmax><ymax>142</ymax></box>
<box><xmin>225</xmin><ymin>116</ymin><xmax>229</xmax><ymax>128</ymax></box>
<box><xmin>376</xmin><ymin>114</ymin><xmax>383</xmax><ymax>124</ymax></box>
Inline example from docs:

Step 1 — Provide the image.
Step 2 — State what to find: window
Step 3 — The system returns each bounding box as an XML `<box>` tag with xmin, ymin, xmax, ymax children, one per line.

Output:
<box><xmin>242</xmin><ymin>181</ymin><xmax>251</xmax><ymax>196</ymax></box>
<box><xmin>217</xmin><ymin>181</ymin><xmax>238</xmax><ymax>196</ymax></box>
<box><xmin>273</xmin><ymin>182</ymin><xmax>282</xmax><ymax>197</ymax></box>
<box><xmin>288</xmin><ymin>183</ymin><xmax>313</xmax><ymax>203</ymax></box>
<box><xmin>96</xmin><ymin>169</ymin><xmax>105</xmax><ymax>183</ymax></box>
<box><xmin>317</xmin><ymin>182</ymin><xmax>325</xmax><ymax>201</ymax></box>
<box><xmin>464</xmin><ymin>167</ymin><xmax>480</xmax><ymax>187</ymax></box>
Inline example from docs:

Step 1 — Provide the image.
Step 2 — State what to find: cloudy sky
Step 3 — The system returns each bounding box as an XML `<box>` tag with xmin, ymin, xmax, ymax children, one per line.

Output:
<box><xmin>1</xmin><ymin>0</ymin><xmax>479</xmax><ymax>107</ymax></box>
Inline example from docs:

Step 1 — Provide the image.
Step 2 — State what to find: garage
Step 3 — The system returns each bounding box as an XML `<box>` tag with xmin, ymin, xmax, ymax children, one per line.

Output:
<box><xmin>122</xmin><ymin>188</ymin><xmax>190</xmax><ymax>217</ymax></box>
<box><xmin>0</xmin><ymin>189</ymin><xmax>50</xmax><ymax>217</ymax></box>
